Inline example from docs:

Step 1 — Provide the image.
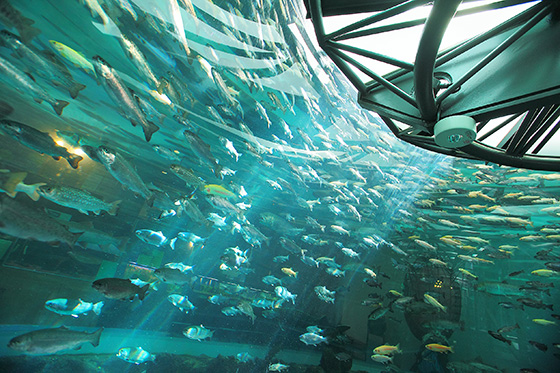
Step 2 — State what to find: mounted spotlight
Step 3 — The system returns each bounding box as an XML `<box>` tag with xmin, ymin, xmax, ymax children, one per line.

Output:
<box><xmin>305</xmin><ymin>0</ymin><xmax>560</xmax><ymax>170</ymax></box>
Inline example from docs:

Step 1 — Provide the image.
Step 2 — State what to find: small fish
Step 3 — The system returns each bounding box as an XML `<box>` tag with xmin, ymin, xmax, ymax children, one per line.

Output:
<box><xmin>117</xmin><ymin>346</ymin><xmax>156</xmax><ymax>364</ymax></box>
<box><xmin>331</xmin><ymin>225</ymin><xmax>350</xmax><ymax>236</ymax></box>
<box><xmin>275</xmin><ymin>286</ymin><xmax>296</xmax><ymax>304</ymax></box>
<box><xmin>157</xmin><ymin>209</ymin><xmax>176</xmax><ymax>220</ymax></box>
<box><xmin>49</xmin><ymin>40</ymin><xmax>94</xmax><ymax>74</ymax></box>
<box><xmin>168</xmin><ymin>294</ymin><xmax>195</xmax><ymax>314</ymax></box>
<box><xmin>45</xmin><ymin>298</ymin><xmax>103</xmax><ymax>317</ymax></box>
<box><xmin>135</xmin><ymin>229</ymin><xmax>167</xmax><ymax>247</ymax></box>
<box><xmin>424</xmin><ymin>293</ymin><xmax>446</xmax><ymax>312</ymax></box>
<box><xmin>183</xmin><ymin>325</ymin><xmax>214</xmax><ymax>341</ymax></box>
<box><xmin>235</xmin><ymin>352</ymin><xmax>253</xmax><ymax>363</ymax></box>
<box><xmin>532</xmin><ymin>319</ymin><xmax>557</xmax><ymax>326</ymax></box>
<box><xmin>268</xmin><ymin>363</ymin><xmax>289</xmax><ymax>371</ymax></box>
<box><xmin>370</xmin><ymin>354</ymin><xmax>392</xmax><ymax>364</ymax></box>
<box><xmin>219</xmin><ymin>137</ymin><xmax>242</xmax><ymax>162</ymax></box>
<box><xmin>373</xmin><ymin>344</ymin><xmax>401</xmax><ymax>355</ymax></box>
<box><xmin>529</xmin><ymin>340</ymin><xmax>548</xmax><ymax>352</ymax></box>
<box><xmin>203</xmin><ymin>184</ymin><xmax>235</xmax><ymax>198</ymax></box>
<box><xmin>497</xmin><ymin>323</ymin><xmax>520</xmax><ymax>334</ymax></box>
<box><xmin>488</xmin><ymin>330</ymin><xmax>512</xmax><ymax>345</ymax></box>
<box><xmin>425</xmin><ymin>343</ymin><xmax>453</xmax><ymax>353</ymax></box>
<box><xmin>508</xmin><ymin>270</ymin><xmax>524</xmax><ymax>277</ymax></box>
<box><xmin>299</xmin><ymin>332</ymin><xmax>327</xmax><ymax>346</ymax></box>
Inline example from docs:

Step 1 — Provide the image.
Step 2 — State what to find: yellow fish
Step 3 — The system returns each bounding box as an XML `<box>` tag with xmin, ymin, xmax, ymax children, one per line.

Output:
<box><xmin>459</xmin><ymin>268</ymin><xmax>478</xmax><ymax>279</ymax></box>
<box><xmin>424</xmin><ymin>294</ymin><xmax>446</xmax><ymax>312</ymax></box>
<box><xmin>531</xmin><ymin>269</ymin><xmax>556</xmax><ymax>277</ymax></box>
<box><xmin>281</xmin><ymin>267</ymin><xmax>297</xmax><ymax>278</ymax></box>
<box><xmin>389</xmin><ymin>290</ymin><xmax>403</xmax><ymax>297</ymax></box>
<box><xmin>429</xmin><ymin>258</ymin><xmax>448</xmax><ymax>267</ymax></box>
<box><xmin>203</xmin><ymin>184</ymin><xmax>235</xmax><ymax>198</ymax></box>
<box><xmin>49</xmin><ymin>40</ymin><xmax>94</xmax><ymax>74</ymax></box>
<box><xmin>532</xmin><ymin>319</ymin><xmax>557</xmax><ymax>326</ymax></box>
<box><xmin>373</xmin><ymin>344</ymin><xmax>401</xmax><ymax>355</ymax></box>
<box><xmin>425</xmin><ymin>343</ymin><xmax>453</xmax><ymax>353</ymax></box>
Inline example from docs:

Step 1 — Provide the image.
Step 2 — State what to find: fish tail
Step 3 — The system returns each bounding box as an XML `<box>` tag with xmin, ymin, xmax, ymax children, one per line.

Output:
<box><xmin>143</xmin><ymin>121</ymin><xmax>160</xmax><ymax>142</ymax></box>
<box><xmin>90</xmin><ymin>327</ymin><xmax>103</xmax><ymax>347</ymax></box>
<box><xmin>548</xmin><ymin>304</ymin><xmax>554</xmax><ymax>311</ymax></box>
<box><xmin>92</xmin><ymin>301</ymin><xmax>104</xmax><ymax>315</ymax></box>
<box><xmin>1</xmin><ymin>171</ymin><xmax>27</xmax><ymax>197</ymax></box>
<box><xmin>66</xmin><ymin>154</ymin><xmax>83</xmax><ymax>169</ymax></box>
<box><xmin>108</xmin><ymin>200</ymin><xmax>121</xmax><ymax>216</ymax></box>
<box><xmin>68</xmin><ymin>83</ymin><xmax>86</xmax><ymax>99</ymax></box>
<box><xmin>139</xmin><ymin>283</ymin><xmax>150</xmax><ymax>301</ymax></box>
<box><xmin>67</xmin><ymin>232</ymin><xmax>82</xmax><ymax>247</ymax></box>
<box><xmin>19</xmin><ymin>25</ymin><xmax>41</xmax><ymax>44</ymax></box>
<box><xmin>52</xmin><ymin>100</ymin><xmax>70</xmax><ymax>116</ymax></box>
<box><xmin>145</xmin><ymin>193</ymin><xmax>155</xmax><ymax>207</ymax></box>
<box><xmin>24</xmin><ymin>182</ymin><xmax>47</xmax><ymax>201</ymax></box>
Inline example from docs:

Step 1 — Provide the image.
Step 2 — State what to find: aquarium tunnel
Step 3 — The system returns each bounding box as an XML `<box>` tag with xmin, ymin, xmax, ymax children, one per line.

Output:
<box><xmin>0</xmin><ymin>1</ymin><xmax>558</xmax><ymax>372</ymax></box>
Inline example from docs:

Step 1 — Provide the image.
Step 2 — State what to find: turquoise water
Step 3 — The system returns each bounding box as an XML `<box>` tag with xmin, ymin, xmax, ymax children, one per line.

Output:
<box><xmin>0</xmin><ymin>1</ymin><xmax>558</xmax><ymax>372</ymax></box>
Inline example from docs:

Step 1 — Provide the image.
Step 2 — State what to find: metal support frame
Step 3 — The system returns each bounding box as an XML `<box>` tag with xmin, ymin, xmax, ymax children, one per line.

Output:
<box><xmin>306</xmin><ymin>0</ymin><xmax>560</xmax><ymax>170</ymax></box>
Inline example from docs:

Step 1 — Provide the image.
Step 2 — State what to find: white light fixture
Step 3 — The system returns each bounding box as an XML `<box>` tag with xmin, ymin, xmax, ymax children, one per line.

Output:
<box><xmin>433</xmin><ymin>115</ymin><xmax>476</xmax><ymax>148</ymax></box>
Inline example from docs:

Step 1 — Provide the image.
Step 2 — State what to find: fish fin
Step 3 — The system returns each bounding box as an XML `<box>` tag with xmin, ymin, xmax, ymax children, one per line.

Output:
<box><xmin>93</xmin><ymin>301</ymin><xmax>104</xmax><ymax>315</ymax></box>
<box><xmin>52</xmin><ymin>156</ymin><xmax>61</xmax><ymax>161</ymax></box>
<box><xmin>66</xmin><ymin>154</ymin><xmax>83</xmax><ymax>169</ymax></box>
<box><xmin>1</xmin><ymin>171</ymin><xmax>27</xmax><ymax>196</ymax></box>
<box><xmin>108</xmin><ymin>200</ymin><xmax>121</xmax><ymax>216</ymax></box>
<box><xmin>143</xmin><ymin>121</ymin><xmax>159</xmax><ymax>142</ymax></box>
<box><xmin>68</xmin><ymin>83</ymin><xmax>86</xmax><ymax>99</ymax></box>
<box><xmin>138</xmin><ymin>283</ymin><xmax>150</xmax><ymax>301</ymax></box>
<box><xmin>68</xmin><ymin>232</ymin><xmax>83</xmax><ymax>247</ymax></box>
<box><xmin>52</xmin><ymin>100</ymin><xmax>70</xmax><ymax>116</ymax></box>
<box><xmin>145</xmin><ymin>194</ymin><xmax>155</xmax><ymax>208</ymax></box>
<box><xmin>24</xmin><ymin>182</ymin><xmax>46</xmax><ymax>201</ymax></box>
<box><xmin>19</xmin><ymin>25</ymin><xmax>41</xmax><ymax>44</ymax></box>
<box><xmin>90</xmin><ymin>327</ymin><xmax>103</xmax><ymax>347</ymax></box>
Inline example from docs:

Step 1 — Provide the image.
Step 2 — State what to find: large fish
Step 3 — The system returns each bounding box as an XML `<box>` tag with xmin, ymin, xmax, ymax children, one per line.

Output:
<box><xmin>170</xmin><ymin>164</ymin><xmax>205</xmax><ymax>187</ymax></box>
<box><xmin>0</xmin><ymin>120</ymin><xmax>82</xmax><ymax>168</ymax></box>
<box><xmin>92</xmin><ymin>278</ymin><xmax>149</xmax><ymax>301</ymax></box>
<box><xmin>0</xmin><ymin>56</ymin><xmax>69</xmax><ymax>115</ymax></box>
<box><xmin>0</xmin><ymin>31</ymin><xmax>86</xmax><ymax>99</ymax></box>
<box><xmin>475</xmin><ymin>282</ymin><xmax>524</xmax><ymax>296</ymax></box>
<box><xmin>118</xmin><ymin>34</ymin><xmax>159</xmax><ymax>89</ymax></box>
<box><xmin>38</xmin><ymin>185</ymin><xmax>120</xmax><ymax>215</ymax></box>
<box><xmin>95</xmin><ymin>146</ymin><xmax>153</xmax><ymax>204</ymax></box>
<box><xmin>8</xmin><ymin>326</ymin><xmax>103</xmax><ymax>355</ymax></box>
<box><xmin>183</xmin><ymin>130</ymin><xmax>222</xmax><ymax>178</ymax></box>
<box><xmin>0</xmin><ymin>196</ymin><xmax>81</xmax><ymax>246</ymax></box>
<box><xmin>0</xmin><ymin>0</ymin><xmax>41</xmax><ymax>43</ymax></box>
<box><xmin>92</xmin><ymin>56</ymin><xmax>159</xmax><ymax>142</ymax></box>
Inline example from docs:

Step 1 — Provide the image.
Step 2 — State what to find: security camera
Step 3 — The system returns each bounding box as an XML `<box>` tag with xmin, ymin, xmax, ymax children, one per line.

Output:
<box><xmin>433</xmin><ymin>115</ymin><xmax>476</xmax><ymax>148</ymax></box>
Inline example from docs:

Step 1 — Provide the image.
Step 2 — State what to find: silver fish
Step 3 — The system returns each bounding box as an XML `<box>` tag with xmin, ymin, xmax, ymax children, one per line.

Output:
<box><xmin>38</xmin><ymin>185</ymin><xmax>119</xmax><ymax>215</ymax></box>
<box><xmin>0</xmin><ymin>196</ymin><xmax>81</xmax><ymax>246</ymax></box>
<box><xmin>0</xmin><ymin>120</ymin><xmax>82</xmax><ymax>168</ymax></box>
<box><xmin>0</xmin><ymin>55</ymin><xmax>68</xmax><ymax>115</ymax></box>
<box><xmin>92</xmin><ymin>56</ymin><xmax>159</xmax><ymax>142</ymax></box>
<box><xmin>95</xmin><ymin>146</ymin><xmax>153</xmax><ymax>204</ymax></box>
